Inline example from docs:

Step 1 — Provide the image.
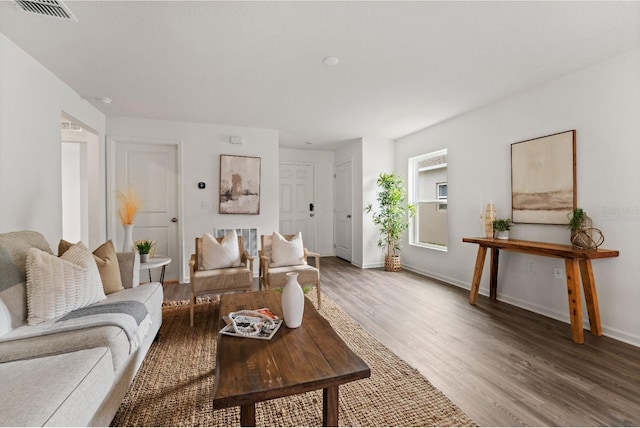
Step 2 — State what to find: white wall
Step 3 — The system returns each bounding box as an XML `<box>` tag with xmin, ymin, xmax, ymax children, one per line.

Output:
<box><xmin>106</xmin><ymin>116</ymin><xmax>280</xmax><ymax>283</ymax></box>
<box><xmin>0</xmin><ymin>34</ymin><xmax>106</xmax><ymax>247</ymax></box>
<box><xmin>334</xmin><ymin>137</ymin><xmax>395</xmax><ymax>268</ymax></box>
<box><xmin>279</xmin><ymin>148</ymin><xmax>334</xmax><ymax>256</ymax></box>
<box><xmin>362</xmin><ymin>138</ymin><xmax>395</xmax><ymax>268</ymax></box>
<box><xmin>396</xmin><ymin>48</ymin><xmax>640</xmax><ymax>346</ymax></box>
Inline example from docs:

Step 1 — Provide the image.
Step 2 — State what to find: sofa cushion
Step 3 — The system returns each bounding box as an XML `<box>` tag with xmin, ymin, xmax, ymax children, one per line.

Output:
<box><xmin>0</xmin><ymin>282</ymin><xmax>163</xmax><ymax>370</ymax></box>
<box><xmin>0</xmin><ymin>231</ymin><xmax>53</xmax><ymax>293</ymax></box>
<box><xmin>26</xmin><ymin>243</ymin><xmax>106</xmax><ymax>325</ymax></box>
<box><xmin>0</xmin><ymin>347</ymin><xmax>113</xmax><ymax>427</ymax></box>
<box><xmin>201</xmin><ymin>230</ymin><xmax>242</xmax><ymax>270</ymax></box>
<box><xmin>270</xmin><ymin>231</ymin><xmax>305</xmax><ymax>267</ymax></box>
<box><xmin>59</xmin><ymin>239</ymin><xmax>125</xmax><ymax>295</ymax></box>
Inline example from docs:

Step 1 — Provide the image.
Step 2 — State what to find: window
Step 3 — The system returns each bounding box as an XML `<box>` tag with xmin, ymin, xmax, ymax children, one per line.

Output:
<box><xmin>408</xmin><ymin>149</ymin><xmax>448</xmax><ymax>251</ymax></box>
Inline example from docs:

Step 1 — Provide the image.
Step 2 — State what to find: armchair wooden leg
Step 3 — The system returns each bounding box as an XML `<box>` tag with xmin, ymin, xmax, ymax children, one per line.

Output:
<box><xmin>317</xmin><ymin>284</ymin><xmax>321</xmax><ymax>309</ymax></box>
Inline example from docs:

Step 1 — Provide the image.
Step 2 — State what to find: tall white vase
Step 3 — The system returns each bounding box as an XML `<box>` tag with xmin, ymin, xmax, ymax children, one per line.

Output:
<box><xmin>122</xmin><ymin>224</ymin><xmax>134</xmax><ymax>252</ymax></box>
<box><xmin>281</xmin><ymin>272</ymin><xmax>304</xmax><ymax>328</ymax></box>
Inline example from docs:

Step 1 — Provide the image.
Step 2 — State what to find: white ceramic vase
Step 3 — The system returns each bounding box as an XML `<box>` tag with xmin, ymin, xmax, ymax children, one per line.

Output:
<box><xmin>281</xmin><ymin>272</ymin><xmax>304</xmax><ymax>328</ymax></box>
<box><xmin>122</xmin><ymin>224</ymin><xmax>134</xmax><ymax>252</ymax></box>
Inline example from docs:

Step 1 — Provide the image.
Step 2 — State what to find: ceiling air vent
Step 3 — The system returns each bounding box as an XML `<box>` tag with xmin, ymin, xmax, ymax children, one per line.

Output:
<box><xmin>14</xmin><ymin>0</ymin><xmax>77</xmax><ymax>22</ymax></box>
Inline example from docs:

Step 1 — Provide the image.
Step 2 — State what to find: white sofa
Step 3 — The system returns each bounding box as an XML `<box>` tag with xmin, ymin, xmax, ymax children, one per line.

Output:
<box><xmin>0</xmin><ymin>231</ymin><xmax>163</xmax><ymax>426</ymax></box>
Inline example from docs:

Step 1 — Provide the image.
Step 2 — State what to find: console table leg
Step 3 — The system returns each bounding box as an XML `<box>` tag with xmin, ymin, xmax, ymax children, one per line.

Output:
<box><xmin>489</xmin><ymin>248</ymin><xmax>499</xmax><ymax>301</ymax></box>
<box><xmin>565</xmin><ymin>259</ymin><xmax>584</xmax><ymax>344</ymax></box>
<box><xmin>469</xmin><ymin>246</ymin><xmax>487</xmax><ymax>305</ymax></box>
<box><xmin>323</xmin><ymin>386</ymin><xmax>339</xmax><ymax>427</ymax></box>
<box><xmin>579</xmin><ymin>259</ymin><xmax>602</xmax><ymax>336</ymax></box>
<box><xmin>240</xmin><ymin>403</ymin><xmax>256</xmax><ymax>426</ymax></box>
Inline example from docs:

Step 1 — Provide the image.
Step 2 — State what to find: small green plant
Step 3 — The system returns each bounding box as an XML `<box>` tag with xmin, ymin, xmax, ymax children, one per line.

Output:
<box><xmin>135</xmin><ymin>240</ymin><xmax>153</xmax><ymax>255</ymax></box>
<box><xmin>492</xmin><ymin>218</ymin><xmax>512</xmax><ymax>232</ymax></box>
<box><xmin>273</xmin><ymin>286</ymin><xmax>314</xmax><ymax>294</ymax></box>
<box><xmin>568</xmin><ymin>208</ymin><xmax>586</xmax><ymax>231</ymax></box>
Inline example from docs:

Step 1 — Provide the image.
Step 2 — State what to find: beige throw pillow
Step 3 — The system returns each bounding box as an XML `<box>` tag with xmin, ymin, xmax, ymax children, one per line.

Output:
<box><xmin>26</xmin><ymin>242</ymin><xmax>106</xmax><ymax>325</ymax></box>
<box><xmin>201</xmin><ymin>230</ymin><xmax>242</xmax><ymax>270</ymax></box>
<box><xmin>59</xmin><ymin>240</ymin><xmax>124</xmax><ymax>295</ymax></box>
<box><xmin>270</xmin><ymin>232</ymin><xmax>305</xmax><ymax>267</ymax></box>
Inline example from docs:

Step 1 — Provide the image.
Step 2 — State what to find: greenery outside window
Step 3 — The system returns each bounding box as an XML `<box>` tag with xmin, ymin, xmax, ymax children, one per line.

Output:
<box><xmin>408</xmin><ymin>149</ymin><xmax>448</xmax><ymax>251</ymax></box>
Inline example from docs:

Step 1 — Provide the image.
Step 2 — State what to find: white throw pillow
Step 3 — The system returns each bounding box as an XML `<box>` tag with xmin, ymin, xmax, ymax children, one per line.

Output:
<box><xmin>26</xmin><ymin>242</ymin><xmax>106</xmax><ymax>325</ymax></box>
<box><xmin>0</xmin><ymin>298</ymin><xmax>11</xmax><ymax>337</ymax></box>
<box><xmin>270</xmin><ymin>232</ymin><xmax>305</xmax><ymax>267</ymax></box>
<box><xmin>201</xmin><ymin>230</ymin><xmax>242</xmax><ymax>270</ymax></box>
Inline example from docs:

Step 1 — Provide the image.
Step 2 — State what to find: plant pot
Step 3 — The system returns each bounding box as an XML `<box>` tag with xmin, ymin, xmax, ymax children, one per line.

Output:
<box><xmin>140</xmin><ymin>253</ymin><xmax>149</xmax><ymax>263</ymax></box>
<box><xmin>384</xmin><ymin>256</ymin><xmax>401</xmax><ymax>272</ymax></box>
<box><xmin>495</xmin><ymin>230</ymin><xmax>509</xmax><ymax>240</ymax></box>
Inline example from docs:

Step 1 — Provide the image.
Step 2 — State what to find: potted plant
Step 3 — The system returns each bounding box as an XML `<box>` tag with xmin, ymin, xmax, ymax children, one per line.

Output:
<box><xmin>568</xmin><ymin>208</ymin><xmax>593</xmax><ymax>249</ymax></box>
<box><xmin>136</xmin><ymin>240</ymin><xmax>154</xmax><ymax>263</ymax></box>
<box><xmin>492</xmin><ymin>218</ymin><xmax>511</xmax><ymax>240</ymax></box>
<box><xmin>365</xmin><ymin>173</ymin><xmax>416</xmax><ymax>272</ymax></box>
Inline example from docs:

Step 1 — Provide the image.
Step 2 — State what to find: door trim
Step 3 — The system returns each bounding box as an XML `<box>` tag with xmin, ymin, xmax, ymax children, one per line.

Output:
<box><xmin>106</xmin><ymin>135</ymin><xmax>184</xmax><ymax>282</ymax></box>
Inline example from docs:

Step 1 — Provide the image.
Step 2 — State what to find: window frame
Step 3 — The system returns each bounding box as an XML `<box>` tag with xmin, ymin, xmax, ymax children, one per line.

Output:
<box><xmin>408</xmin><ymin>149</ymin><xmax>448</xmax><ymax>252</ymax></box>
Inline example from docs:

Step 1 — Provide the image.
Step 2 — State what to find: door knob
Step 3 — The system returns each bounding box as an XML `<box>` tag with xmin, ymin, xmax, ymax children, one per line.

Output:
<box><xmin>171</xmin><ymin>218</ymin><xmax>178</xmax><ymax>223</ymax></box>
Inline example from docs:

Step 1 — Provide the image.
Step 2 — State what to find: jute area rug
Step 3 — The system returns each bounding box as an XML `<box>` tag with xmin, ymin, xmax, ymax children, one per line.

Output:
<box><xmin>112</xmin><ymin>292</ymin><xmax>476</xmax><ymax>427</ymax></box>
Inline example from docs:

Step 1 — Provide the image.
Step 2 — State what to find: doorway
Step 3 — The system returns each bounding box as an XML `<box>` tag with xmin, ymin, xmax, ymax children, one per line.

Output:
<box><xmin>60</xmin><ymin>114</ymin><xmax>99</xmax><ymax>247</ymax></box>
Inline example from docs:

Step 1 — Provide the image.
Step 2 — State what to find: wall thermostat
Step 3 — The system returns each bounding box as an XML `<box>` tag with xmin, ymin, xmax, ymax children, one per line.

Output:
<box><xmin>198</xmin><ymin>182</ymin><xmax>206</xmax><ymax>189</ymax></box>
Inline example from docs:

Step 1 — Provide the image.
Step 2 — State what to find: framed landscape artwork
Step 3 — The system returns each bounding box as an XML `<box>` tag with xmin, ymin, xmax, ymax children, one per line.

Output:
<box><xmin>219</xmin><ymin>154</ymin><xmax>261</xmax><ymax>214</ymax></box>
<box><xmin>511</xmin><ymin>130</ymin><xmax>576</xmax><ymax>224</ymax></box>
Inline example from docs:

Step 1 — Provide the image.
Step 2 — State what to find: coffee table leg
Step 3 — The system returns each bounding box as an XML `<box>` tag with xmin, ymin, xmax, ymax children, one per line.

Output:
<box><xmin>240</xmin><ymin>403</ymin><xmax>256</xmax><ymax>426</ymax></box>
<box><xmin>323</xmin><ymin>386</ymin><xmax>339</xmax><ymax>427</ymax></box>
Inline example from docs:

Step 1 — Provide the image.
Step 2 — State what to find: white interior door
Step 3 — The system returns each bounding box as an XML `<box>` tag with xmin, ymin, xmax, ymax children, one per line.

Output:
<box><xmin>114</xmin><ymin>139</ymin><xmax>180</xmax><ymax>282</ymax></box>
<box><xmin>279</xmin><ymin>163</ymin><xmax>316</xmax><ymax>251</ymax></box>
<box><xmin>335</xmin><ymin>160</ymin><xmax>352</xmax><ymax>261</ymax></box>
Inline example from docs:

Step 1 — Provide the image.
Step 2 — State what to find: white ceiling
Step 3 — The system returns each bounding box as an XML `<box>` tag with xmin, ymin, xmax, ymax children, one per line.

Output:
<box><xmin>1</xmin><ymin>1</ymin><xmax>639</xmax><ymax>149</ymax></box>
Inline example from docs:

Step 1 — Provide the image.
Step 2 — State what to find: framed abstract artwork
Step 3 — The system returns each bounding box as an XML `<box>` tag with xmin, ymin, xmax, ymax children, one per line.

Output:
<box><xmin>219</xmin><ymin>154</ymin><xmax>261</xmax><ymax>214</ymax></box>
<box><xmin>511</xmin><ymin>130</ymin><xmax>576</xmax><ymax>224</ymax></box>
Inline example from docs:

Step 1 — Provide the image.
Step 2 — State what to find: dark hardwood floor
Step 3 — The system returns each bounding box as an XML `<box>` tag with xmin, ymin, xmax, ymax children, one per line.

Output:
<box><xmin>163</xmin><ymin>257</ymin><xmax>640</xmax><ymax>427</ymax></box>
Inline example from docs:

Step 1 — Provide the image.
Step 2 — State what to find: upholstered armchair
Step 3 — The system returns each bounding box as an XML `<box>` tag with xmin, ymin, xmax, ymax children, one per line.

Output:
<box><xmin>189</xmin><ymin>232</ymin><xmax>254</xmax><ymax>327</ymax></box>
<box><xmin>259</xmin><ymin>232</ymin><xmax>321</xmax><ymax>308</ymax></box>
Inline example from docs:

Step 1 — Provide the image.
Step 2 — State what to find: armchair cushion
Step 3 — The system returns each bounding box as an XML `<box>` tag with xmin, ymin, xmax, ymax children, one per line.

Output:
<box><xmin>270</xmin><ymin>232</ymin><xmax>305</xmax><ymax>267</ymax></box>
<box><xmin>266</xmin><ymin>264</ymin><xmax>319</xmax><ymax>288</ymax></box>
<box><xmin>201</xmin><ymin>231</ymin><xmax>242</xmax><ymax>270</ymax></box>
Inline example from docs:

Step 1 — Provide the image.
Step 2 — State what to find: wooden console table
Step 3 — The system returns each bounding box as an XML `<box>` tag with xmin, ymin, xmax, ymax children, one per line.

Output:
<box><xmin>463</xmin><ymin>237</ymin><xmax>619</xmax><ymax>344</ymax></box>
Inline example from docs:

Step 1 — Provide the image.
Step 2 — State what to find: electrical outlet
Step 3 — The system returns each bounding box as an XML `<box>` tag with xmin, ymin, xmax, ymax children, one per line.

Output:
<box><xmin>554</xmin><ymin>268</ymin><xmax>564</xmax><ymax>279</ymax></box>
<box><xmin>526</xmin><ymin>262</ymin><xmax>534</xmax><ymax>274</ymax></box>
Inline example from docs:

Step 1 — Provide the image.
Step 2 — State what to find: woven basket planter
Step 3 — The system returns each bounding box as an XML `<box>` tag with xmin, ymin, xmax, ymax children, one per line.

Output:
<box><xmin>384</xmin><ymin>256</ymin><xmax>402</xmax><ymax>272</ymax></box>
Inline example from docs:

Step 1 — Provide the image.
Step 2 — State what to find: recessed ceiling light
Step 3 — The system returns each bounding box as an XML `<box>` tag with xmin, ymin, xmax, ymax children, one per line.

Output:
<box><xmin>96</xmin><ymin>96</ymin><xmax>112</xmax><ymax>105</ymax></box>
<box><xmin>305</xmin><ymin>141</ymin><xmax>313</xmax><ymax>145</ymax></box>
<box><xmin>322</xmin><ymin>56</ymin><xmax>340</xmax><ymax>66</ymax></box>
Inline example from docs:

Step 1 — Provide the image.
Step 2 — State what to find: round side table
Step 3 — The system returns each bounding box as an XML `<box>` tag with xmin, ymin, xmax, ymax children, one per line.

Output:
<box><xmin>139</xmin><ymin>257</ymin><xmax>171</xmax><ymax>285</ymax></box>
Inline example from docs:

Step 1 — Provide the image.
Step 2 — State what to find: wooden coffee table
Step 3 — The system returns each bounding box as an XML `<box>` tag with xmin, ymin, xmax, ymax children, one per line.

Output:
<box><xmin>213</xmin><ymin>291</ymin><xmax>370</xmax><ymax>426</ymax></box>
